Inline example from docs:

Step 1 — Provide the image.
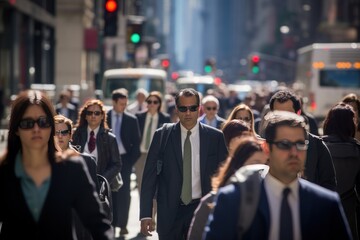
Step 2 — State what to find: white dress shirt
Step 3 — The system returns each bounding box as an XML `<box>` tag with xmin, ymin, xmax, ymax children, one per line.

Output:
<box><xmin>111</xmin><ymin>111</ymin><xmax>126</xmax><ymax>155</ymax></box>
<box><xmin>264</xmin><ymin>173</ymin><xmax>301</xmax><ymax>240</ymax></box>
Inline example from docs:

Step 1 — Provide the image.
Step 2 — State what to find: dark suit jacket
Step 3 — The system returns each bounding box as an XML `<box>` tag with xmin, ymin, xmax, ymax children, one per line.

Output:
<box><xmin>72</xmin><ymin>125</ymin><xmax>121</xmax><ymax>185</ymax></box>
<box><xmin>198</xmin><ymin>114</ymin><xmax>225</xmax><ymax>130</ymax></box>
<box><xmin>140</xmin><ymin>122</ymin><xmax>228</xmax><ymax>235</ymax></box>
<box><xmin>205</xmin><ymin>178</ymin><xmax>351</xmax><ymax>240</ymax></box>
<box><xmin>0</xmin><ymin>157</ymin><xmax>113</xmax><ymax>240</ymax></box>
<box><xmin>135</xmin><ymin>111</ymin><xmax>171</xmax><ymax>138</ymax></box>
<box><xmin>107</xmin><ymin>110</ymin><xmax>141</xmax><ymax>165</ymax></box>
<box><xmin>55</xmin><ymin>102</ymin><xmax>78</xmax><ymax>124</ymax></box>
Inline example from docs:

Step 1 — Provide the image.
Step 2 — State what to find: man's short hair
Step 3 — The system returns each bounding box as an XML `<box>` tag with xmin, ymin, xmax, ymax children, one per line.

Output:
<box><xmin>263</xmin><ymin>110</ymin><xmax>307</xmax><ymax>143</ymax></box>
<box><xmin>202</xmin><ymin>95</ymin><xmax>219</xmax><ymax>107</ymax></box>
<box><xmin>112</xmin><ymin>88</ymin><xmax>128</xmax><ymax>101</ymax></box>
<box><xmin>175</xmin><ymin>88</ymin><xmax>200</xmax><ymax>107</ymax></box>
<box><xmin>269</xmin><ymin>89</ymin><xmax>301</xmax><ymax>113</ymax></box>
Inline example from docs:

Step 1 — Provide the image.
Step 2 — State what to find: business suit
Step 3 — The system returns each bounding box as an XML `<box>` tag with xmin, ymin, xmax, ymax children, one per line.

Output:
<box><xmin>205</xmin><ymin>178</ymin><xmax>352</xmax><ymax>240</ymax></box>
<box><xmin>135</xmin><ymin>111</ymin><xmax>171</xmax><ymax>193</ymax></box>
<box><xmin>55</xmin><ymin>102</ymin><xmax>78</xmax><ymax>124</ymax></box>
<box><xmin>0</xmin><ymin>156</ymin><xmax>113</xmax><ymax>240</ymax></box>
<box><xmin>106</xmin><ymin>110</ymin><xmax>141</xmax><ymax>229</ymax></box>
<box><xmin>140</xmin><ymin>122</ymin><xmax>228</xmax><ymax>237</ymax></box>
<box><xmin>198</xmin><ymin>114</ymin><xmax>225</xmax><ymax>130</ymax></box>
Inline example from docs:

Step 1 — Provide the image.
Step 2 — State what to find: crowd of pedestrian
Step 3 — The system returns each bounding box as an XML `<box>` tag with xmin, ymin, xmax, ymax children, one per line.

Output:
<box><xmin>0</xmin><ymin>85</ymin><xmax>359</xmax><ymax>240</ymax></box>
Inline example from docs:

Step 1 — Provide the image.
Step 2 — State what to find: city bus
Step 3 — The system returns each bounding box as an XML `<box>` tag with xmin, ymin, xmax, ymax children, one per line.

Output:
<box><xmin>100</xmin><ymin>68</ymin><xmax>167</xmax><ymax>107</ymax></box>
<box><xmin>295</xmin><ymin>43</ymin><xmax>360</xmax><ymax>120</ymax></box>
<box><xmin>176</xmin><ymin>75</ymin><xmax>222</xmax><ymax>96</ymax></box>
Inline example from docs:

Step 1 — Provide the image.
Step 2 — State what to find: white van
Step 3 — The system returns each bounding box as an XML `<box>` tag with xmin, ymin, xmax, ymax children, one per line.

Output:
<box><xmin>100</xmin><ymin>68</ymin><xmax>167</xmax><ymax>107</ymax></box>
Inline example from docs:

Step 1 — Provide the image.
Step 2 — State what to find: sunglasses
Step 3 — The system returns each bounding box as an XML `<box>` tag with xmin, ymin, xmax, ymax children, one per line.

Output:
<box><xmin>269</xmin><ymin>140</ymin><xmax>309</xmax><ymax>151</ymax></box>
<box><xmin>19</xmin><ymin>117</ymin><xmax>51</xmax><ymax>129</ymax></box>
<box><xmin>86</xmin><ymin>110</ymin><xmax>102</xmax><ymax>116</ymax></box>
<box><xmin>55</xmin><ymin>129</ymin><xmax>70</xmax><ymax>136</ymax></box>
<box><xmin>147</xmin><ymin>100</ymin><xmax>159</xmax><ymax>105</ymax></box>
<box><xmin>206</xmin><ymin>107</ymin><xmax>217</xmax><ymax>111</ymax></box>
<box><xmin>177</xmin><ymin>105</ymin><xmax>199</xmax><ymax>112</ymax></box>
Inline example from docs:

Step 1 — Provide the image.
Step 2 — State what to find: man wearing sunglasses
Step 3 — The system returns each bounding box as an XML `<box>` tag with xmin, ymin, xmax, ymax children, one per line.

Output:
<box><xmin>140</xmin><ymin>88</ymin><xmax>228</xmax><ymax>240</ymax></box>
<box><xmin>205</xmin><ymin>111</ymin><xmax>351</xmax><ymax>240</ymax></box>
<box><xmin>198</xmin><ymin>95</ymin><xmax>225</xmax><ymax>130</ymax></box>
<box><xmin>269</xmin><ymin>89</ymin><xmax>336</xmax><ymax>191</ymax></box>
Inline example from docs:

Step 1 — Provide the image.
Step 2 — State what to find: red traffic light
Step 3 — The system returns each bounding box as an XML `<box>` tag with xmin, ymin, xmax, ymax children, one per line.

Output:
<box><xmin>161</xmin><ymin>59</ymin><xmax>170</xmax><ymax>68</ymax></box>
<box><xmin>251</xmin><ymin>55</ymin><xmax>260</xmax><ymax>63</ymax></box>
<box><xmin>105</xmin><ymin>0</ymin><xmax>118</xmax><ymax>12</ymax></box>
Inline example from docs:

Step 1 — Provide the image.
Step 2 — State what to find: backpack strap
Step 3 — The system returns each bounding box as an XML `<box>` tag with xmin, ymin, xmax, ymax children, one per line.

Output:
<box><xmin>230</xmin><ymin>164</ymin><xmax>269</xmax><ymax>239</ymax></box>
<box><xmin>156</xmin><ymin>123</ymin><xmax>174</xmax><ymax>175</ymax></box>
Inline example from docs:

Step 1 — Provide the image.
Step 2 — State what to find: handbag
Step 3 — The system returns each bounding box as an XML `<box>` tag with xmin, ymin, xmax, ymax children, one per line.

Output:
<box><xmin>97</xmin><ymin>174</ymin><xmax>113</xmax><ymax>223</ymax></box>
<box><xmin>110</xmin><ymin>173</ymin><xmax>123</xmax><ymax>192</ymax></box>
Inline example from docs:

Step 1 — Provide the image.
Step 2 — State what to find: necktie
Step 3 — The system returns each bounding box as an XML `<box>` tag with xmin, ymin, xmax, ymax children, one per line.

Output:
<box><xmin>181</xmin><ymin>130</ymin><xmax>192</xmax><ymax>205</ymax></box>
<box><xmin>115</xmin><ymin>114</ymin><xmax>121</xmax><ymax>145</ymax></box>
<box><xmin>88</xmin><ymin>130</ymin><xmax>96</xmax><ymax>153</ymax></box>
<box><xmin>138</xmin><ymin>104</ymin><xmax>142</xmax><ymax>111</ymax></box>
<box><xmin>280</xmin><ymin>188</ymin><xmax>293</xmax><ymax>240</ymax></box>
<box><xmin>145</xmin><ymin>117</ymin><xmax>153</xmax><ymax>150</ymax></box>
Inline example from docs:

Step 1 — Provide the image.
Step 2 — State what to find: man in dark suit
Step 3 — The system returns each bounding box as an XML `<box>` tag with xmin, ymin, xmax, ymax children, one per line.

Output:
<box><xmin>55</xmin><ymin>90</ymin><xmax>78</xmax><ymax>124</ymax></box>
<box><xmin>205</xmin><ymin>111</ymin><xmax>351</xmax><ymax>240</ymax></box>
<box><xmin>106</xmin><ymin>88</ymin><xmax>141</xmax><ymax>235</ymax></box>
<box><xmin>269</xmin><ymin>89</ymin><xmax>336</xmax><ymax>190</ymax></box>
<box><xmin>140</xmin><ymin>88</ymin><xmax>228</xmax><ymax>240</ymax></box>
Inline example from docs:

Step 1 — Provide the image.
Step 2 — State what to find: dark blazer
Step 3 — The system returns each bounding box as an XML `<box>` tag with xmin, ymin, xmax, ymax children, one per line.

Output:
<box><xmin>72</xmin><ymin>125</ymin><xmax>121</xmax><ymax>184</ymax></box>
<box><xmin>204</xmin><ymin>178</ymin><xmax>352</xmax><ymax>240</ymax></box>
<box><xmin>198</xmin><ymin>114</ymin><xmax>225</xmax><ymax>130</ymax></box>
<box><xmin>135</xmin><ymin>111</ymin><xmax>171</xmax><ymax>138</ymax></box>
<box><xmin>305</xmin><ymin>133</ymin><xmax>336</xmax><ymax>191</ymax></box>
<box><xmin>139</xmin><ymin>122</ymin><xmax>228</xmax><ymax>235</ymax></box>
<box><xmin>55</xmin><ymin>102</ymin><xmax>78</xmax><ymax>124</ymax></box>
<box><xmin>0</xmin><ymin>157</ymin><xmax>113</xmax><ymax>240</ymax></box>
<box><xmin>107</xmin><ymin>110</ymin><xmax>141</xmax><ymax>165</ymax></box>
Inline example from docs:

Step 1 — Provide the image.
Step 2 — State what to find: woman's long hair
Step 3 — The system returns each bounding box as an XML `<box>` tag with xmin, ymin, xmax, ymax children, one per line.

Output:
<box><xmin>75</xmin><ymin>99</ymin><xmax>109</xmax><ymax>129</ymax></box>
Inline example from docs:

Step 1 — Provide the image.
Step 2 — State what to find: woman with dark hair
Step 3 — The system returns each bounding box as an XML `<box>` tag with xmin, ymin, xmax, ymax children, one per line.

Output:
<box><xmin>72</xmin><ymin>99</ymin><xmax>121</xmax><ymax>198</ymax></box>
<box><xmin>221</xmin><ymin>119</ymin><xmax>251</xmax><ymax>155</ymax></box>
<box><xmin>342</xmin><ymin>93</ymin><xmax>360</xmax><ymax>141</ymax></box>
<box><xmin>0</xmin><ymin>90</ymin><xmax>113</xmax><ymax>239</ymax></box>
<box><xmin>322</xmin><ymin>103</ymin><xmax>360</xmax><ymax>240</ymax></box>
<box><xmin>187</xmin><ymin>136</ymin><xmax>267</xmax><ymax>240</ymax></box>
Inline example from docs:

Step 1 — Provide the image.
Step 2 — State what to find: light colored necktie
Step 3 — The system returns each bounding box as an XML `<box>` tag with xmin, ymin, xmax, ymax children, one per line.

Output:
<box><xmin>115</xmin><ymin>114</ymin><xmax>121</xmax><ymax>145</ymax></box>
<box><xmin>280</xmin><ymin>188</ymin><xmax>293</xmax><ymax>240</ymax></box>
<box><xmin>181</xmin><ymin>130</ymin><xmax>192</xmax><ymax>205</ymax></box>
<box><xmin>145</xmin><ymin>117</ymin><xmax>153</xmax><ymax>150</ymax></box>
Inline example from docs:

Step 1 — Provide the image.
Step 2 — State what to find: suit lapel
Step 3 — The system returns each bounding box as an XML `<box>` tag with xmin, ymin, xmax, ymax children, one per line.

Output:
<box><xmin>199</xmin><ymin>123</ymin><xmax>209</xmax><ymax>190</ymax></box>
<box><xmin>171</xmin><ymin>123</ymin><xmax>183</xmax><ymax>173</ymax></box>
<box><xmin>298</xmin><ymin>180</ymin><xmax>311</xmax><ymax>238</ymax></box>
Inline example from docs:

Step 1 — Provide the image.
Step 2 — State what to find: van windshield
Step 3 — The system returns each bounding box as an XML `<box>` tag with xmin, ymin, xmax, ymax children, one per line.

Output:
<box><xmin>104</xmin><ymin>76</ymin><xmax>165</xmax><ymax>101</ymax></box>
<box><xmin>320</xmin><ymin>70</ymin><xmax>360</xmax><ymax>88</ymax></box>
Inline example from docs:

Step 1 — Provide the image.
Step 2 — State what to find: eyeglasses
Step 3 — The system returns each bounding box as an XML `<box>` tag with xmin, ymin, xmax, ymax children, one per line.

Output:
<box><xmin>86</xmin><ymin>110</ymin><xmax>102</xmax><ymax>116</ymax></box>
<box><xmin>19</xmin><ymin>117</ymin><xmax>51</xmax><ymax>129</ymax></box>
<box><xmin>177</xmin><ymin>105</ymin><xmax>199</xmax><ymax>112</ymax></box>
<box><xmin>269</xmin><ymin>140</ymin><xmax>309</xmax><ymax>151</ymax></box>
<box><xmin>206</xmin><ymin>107</ymin><xmax>217</xmax><ymax>111</ymax></box>
<box><xmin>147</xmin><ymin>100</ymin><xmax>159</xmax><ymax>105</ymax></box>
<box><xmin>237</xmin><ymin>117</ymin><xmax>251</xmax><ymax>122</ymax></box>
<box><xmin>55</xmin><ymin>129</ymin><xmax>70</xmax><ymax>136</ymax></box>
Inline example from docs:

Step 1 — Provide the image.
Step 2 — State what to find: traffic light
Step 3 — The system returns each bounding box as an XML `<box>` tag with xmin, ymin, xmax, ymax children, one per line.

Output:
<box><xmin>250</xmin><ymin>55</ymin><xmax>260</xmax><ymax>74</ymax></box>
<box><xmin>127</xmin><ymin>22</ymin><xmax>143</xmax><ymax>44</ymax></box>
<box><xmin>104</xmin><ymin>0</ymin><xmax>118</xmax><ymax>36</ymax></box>
<box><xmin>204</xmin><ymin>58</ymin><xmax>216</xmax><ymax>74</ymax></box>
<box><xmin>161</xmin><ymin>59</ymin><xmax>170</xmax><ymax>70</ymax></box>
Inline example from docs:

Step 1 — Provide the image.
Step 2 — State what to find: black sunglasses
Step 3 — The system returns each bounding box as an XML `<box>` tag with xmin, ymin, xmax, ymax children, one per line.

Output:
<box><xmin>269</xmin><ymin>140</ymin><xmax>309</xmax><ymax>151</ymax></box>
<box><xmin>147</xmin><ymin>100</ymin><xmax>159</xmax><ymax>105</ymax></box>
<box><xmin>206</xmin><ymin>107</ymin><xmax>217</xmax><ymax>111</ymax></box>
<box><xmin>177</xmin><ymin>105</ymin><xmax>199</xmax><ymax>112</ymax></box>
<box><xmin>19</xmin><ymin>117</ymin><xmax>51</xmax><ymax>129</ymax></box>
<box><xmin>55</xmin><ymin>129</ymin><xmax>70</xmax><ymax>136</ymax></box>
<box><xmin>86</xmin><ymin>110</ymin><xmax>102</xmax><ymax>116</ymax></box>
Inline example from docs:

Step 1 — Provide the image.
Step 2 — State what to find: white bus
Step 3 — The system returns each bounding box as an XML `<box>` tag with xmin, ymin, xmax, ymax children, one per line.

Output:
<box><xmin>100</xmin><ymin>68</ymin><xmax>167</xmax><ymax>107</ymax></box>
<box><xmin>295</xmin><ymin>43</ymin><xmax>360</xmax><ymax>120</ymax></box>
<box><xmin>176</xmin><ymin>75</ymin><xmax>222</xmax><ymax>96</ymax></box>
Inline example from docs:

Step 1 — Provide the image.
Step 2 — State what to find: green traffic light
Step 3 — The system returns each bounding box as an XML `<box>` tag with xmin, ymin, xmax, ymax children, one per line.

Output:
<box><xmin>130</xmin><ymin>33</ymin><xmax>141</xmax><ymax>43</ymax></box>
<box><xmin>252</xmin><ymin>66</ymin><xmax>260</xmax><ymax>74</ymax></box>
<box><xmin>204</xmin><ymin>65</ymin><xmax>212</xmax><ymax>73</ymax></box>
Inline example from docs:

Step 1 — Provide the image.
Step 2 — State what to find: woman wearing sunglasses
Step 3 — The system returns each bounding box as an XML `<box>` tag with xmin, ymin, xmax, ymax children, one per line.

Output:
<box><xmin>0</xmin><ymin>90</ymin><xmax>113</xmax><ymax>239</ymax></box>
<box><xmin>72</xmin><ymin>99</ymin><xmax>121</xmax><ymax>194</ymax></box>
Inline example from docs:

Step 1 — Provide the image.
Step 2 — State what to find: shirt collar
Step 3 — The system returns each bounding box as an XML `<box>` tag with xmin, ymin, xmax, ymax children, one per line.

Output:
<box><xmin>265</xmin><ymin>172</ymin><xmax>299</xmax><ymax>200</ymax></box>
<box><xmin>87</xmin><ymin>126</ymin><xmax>100</xmax><ymax>135</ymax></box>
<box><xmin>180</xmin><ymin>122</ymin><xmax>199</xmax><ymax>135</ymax></box>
